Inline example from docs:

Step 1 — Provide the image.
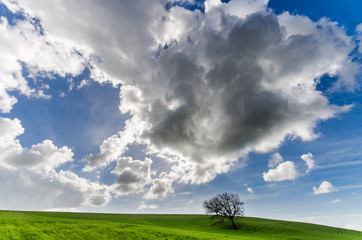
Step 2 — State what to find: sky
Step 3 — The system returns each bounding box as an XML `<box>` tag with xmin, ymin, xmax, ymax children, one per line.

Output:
<box><xmin>0</xmin><ymin>0</ymin><xmax>361</xmax><ymax>231</ymax></box>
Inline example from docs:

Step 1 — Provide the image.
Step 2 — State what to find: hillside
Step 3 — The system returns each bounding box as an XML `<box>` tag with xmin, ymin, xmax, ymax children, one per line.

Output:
<box><xmin>0</xmin><ymin>211</ymin><xmax>361</xmax><ymax>239</ymax></box>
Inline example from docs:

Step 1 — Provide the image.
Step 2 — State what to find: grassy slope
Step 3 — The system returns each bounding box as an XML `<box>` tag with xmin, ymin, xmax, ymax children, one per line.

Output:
<box><xmin>0</xmin><ymin>211</ymin><xmax>361</xmax><ymax>240</ymax></box>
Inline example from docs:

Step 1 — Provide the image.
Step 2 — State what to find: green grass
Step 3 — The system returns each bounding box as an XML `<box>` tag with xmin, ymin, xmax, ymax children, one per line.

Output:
<box><xmin>0</xmin><ymin>211</ymin><xmax>361</xmax><ymax>239</ymax></box>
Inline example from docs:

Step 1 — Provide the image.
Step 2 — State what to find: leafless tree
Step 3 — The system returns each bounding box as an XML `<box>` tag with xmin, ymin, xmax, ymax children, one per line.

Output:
<box><xmin>203</xmin><ymin>192</ymin><xmax>244</xmax><ymax>229</ymax></box>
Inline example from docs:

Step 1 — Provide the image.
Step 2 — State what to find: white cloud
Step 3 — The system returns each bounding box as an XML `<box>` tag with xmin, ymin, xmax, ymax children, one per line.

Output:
<box><xmin>263</xmin><ymin>152</ymin><xmax>317</xmax><ymax>182</ymax></box>
<box><xmin>111</xmin><ymin>157</ymin><xmax>152</xmax><ymax>196</ymax></box>
<box><xmin>263</xmin><ymin>161</ymin><xmax>299</xmax><ymax>182</ymax></box>
<box><xmin>83</xmin><ymin>132</ymin><xmax>132</xmax><ymax>172</ymax></box>
<box><xmin>149</xmin><ymin>204</ymin><xmax>158</xmax><ymax>209</ymax></box>
<box><xmin>138</xmin><ymin>202</ymin><xmax>148</xmax><ymax>209</ymax></box>
<box><xmin>223</xmin><ymin>0</ymin><xmax>268</xmax><ymax>19</ymax></box>
<box><xmin>205</xmin><ymin>0</ymin><xmax>268</xmax><ymax>19</ymax></box>
<box><xmin>356</xmin><ymin>23</ymin><xmax>362</xmax><ymax>53</ymax></box>
<box><xmin>330</xmin><ymin>198</ymin><xmax>341</xmax><ymax>204</ymax></box>
<box><xmin>143</xmin><ymin>172</ymin><xmax>174</xmax><ymax>199</ymax></box>
<box><xmin>0</xmin><ymin>117</ymin><xmax>73</xmax><ymax>172</ymax></box>
<box><xmin>85</xmin><ymin>1</ymin><xmax>357</xmax><ymax>193</ymax></box>
<box><xmin>77</xmin><ymin>79</ymin><xmax>90</xmax><ymax>89</ymax></box>
<box><xmin>247</xmin><ymin>187</ymin><xmax>254</xmax><ymax>194</ymax></box>
<box><xmin>0</xmin><ymin>11</ymin><xmax>90</xmax><ymax>113</ymax></box>
<box><xmin>277</xmin><ymin>12</ymin><xmax>316</xmax><ymax>38</ymax></box>
<box><xmin>268</xmin><ymin>152</ymin><xmax>283</xmax><ymax>168</ymax></box>
<box><xmin>138</xmin><ymin>202</ymin><xmax>158</xmax><ymax>210</ymax></box>
<box><xmin>301</xmin><ymin>152</ymin><xmax>316</xmax><ymax>173</ymax></box>
<box><xmin>0</xmin><ymin>117</ymin><xmax>24</xmax><ymax>140</ymax></box>
<box><xmin>1</xmin><ymin>0</ymin><xmax>360</xmax><ymax>199</ymax></box>
<box><xmin>0</xmin><ymin>117</ymin><xmax>111</xmax><ymax>210</ymax></box>
<box><xmin>313</xmin><ymin>181</ymin><xmax>338</xmax><ymax>195</ymax></box>
<box><xmin>4</xmin><ymin>0</ymin><xmax>166</xmax><ymax>87</ymax></box>
<box><xmin>0</xmin><ymin>167</ymin><xmax>111</xmax><ymax>210</ymax></box>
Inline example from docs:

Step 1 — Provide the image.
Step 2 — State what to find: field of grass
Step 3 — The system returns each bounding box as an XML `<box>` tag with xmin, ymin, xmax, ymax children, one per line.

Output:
<box><xmin>0</xmin><ymin>211</ymin><xmax>361</xmax><ymax>239</ymax></box>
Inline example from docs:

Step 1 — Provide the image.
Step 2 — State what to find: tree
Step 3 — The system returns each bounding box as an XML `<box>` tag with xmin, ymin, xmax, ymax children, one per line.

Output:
<box><xmin>203</xmin><ymin>192</ymin><xmax>244</xmax><ymax>229</ymax></box>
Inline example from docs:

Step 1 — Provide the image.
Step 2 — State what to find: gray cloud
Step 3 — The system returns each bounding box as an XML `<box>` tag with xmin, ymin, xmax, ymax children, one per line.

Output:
<box><xmin>144</xmin><ymin>172</ymin><xmax>174</xmax><ymax>199</ymax></box>
<box><xmin>111</xmin><ymin>157</ymin><xmax>152</xmax><ymax>195</ymax></box>
<box><xmin>85</xmin><ymin>1</ymin><xmax>358</xmax><ymax>189</ymax></box>
<box><xmin>136</xmin><ymin>10</ymin><xmax>355</xmax><ymax>184</ymax></box>
<box><xmin>2</xmin><ymin>0</ymin><xmax>360</xmax><ymax>199</ymax></box>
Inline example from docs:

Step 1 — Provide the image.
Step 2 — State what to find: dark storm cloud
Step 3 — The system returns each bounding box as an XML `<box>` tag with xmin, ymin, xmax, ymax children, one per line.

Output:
<box><xmin>146</xmin><ymin>12</ymin><xmax>325</xmax><ymax>157</ymax></box>
<box><xmin>6</xmin><ymin>0</ymin><xmax>358</xmax><ymax>199</ymax></box>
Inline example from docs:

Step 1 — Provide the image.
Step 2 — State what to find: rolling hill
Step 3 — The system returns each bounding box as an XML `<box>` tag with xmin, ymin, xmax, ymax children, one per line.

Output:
<box><xmin>0</xmin><ymin>210</ymin><xmax>361</xmax><ymax>239</ymax></box>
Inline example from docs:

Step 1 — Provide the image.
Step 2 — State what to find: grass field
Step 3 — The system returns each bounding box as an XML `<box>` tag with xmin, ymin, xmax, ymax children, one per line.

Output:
<box><xmin>0</xmin><ymin>211</ymin><xmax>361</xmax><ymax>240</ymax></box>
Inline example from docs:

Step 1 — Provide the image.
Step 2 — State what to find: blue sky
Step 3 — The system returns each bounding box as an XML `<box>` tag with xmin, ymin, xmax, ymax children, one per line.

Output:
<box><xmin>0</xmin><ymin>0</ymin><xmax>361</xmax><ymax>231</ymax></box>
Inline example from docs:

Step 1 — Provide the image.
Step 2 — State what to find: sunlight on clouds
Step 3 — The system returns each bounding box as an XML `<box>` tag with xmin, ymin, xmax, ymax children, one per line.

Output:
<box><xmin>0</xmin><ymin>117</ymin><xmax>73</xmax><ymax>172</ymax></box>
<box><xmin>0</xmin><ymin>8</ymin><xmax>90</xmax><ymax>113</ymax></box>
<box><xmin>143</xmin><ymin>172</ymin><xmax>174</xmax><ymax>199</ymax></box>
<box><xmin>77</xmin><ymin>0</ymin><xmax>357</xmax><ymax>196</ymax></box>
<box><xmin>0</xmin><ymin>168</ymin><xmax>111</xmax><ymax>210</ymax></box>
<box><xmin>111</xmin><ymin>157</ymin><xmax>153</xmax><ymax>196</ymax></box>
<box><xmin>268</xmin><ymin>152</ymin><xmax>283</xmax><ymax>168</ymax></box>
<box><xmin>0</xmin><ymin>117</ymin><xmax>111</xmax><ymax>210</ymax></box>
<box><xmin>263</xmin><ymin>152</ymin><xmax>316</xmax><ymax>182</ymax></box>
<box><xmin>301</xmin><ymin>152</ymin><xmax>315</xmax><ymax>173</ymax></box>
<box><xmin>263</xmin><ymin>161</ymin><xmax>299</xmax><ymax>182</ymax></box>
<box><xmin>313</xmin><ymin>181</ymin><xmax>338</xmax><ymax>195</ymax></box>
<box><xmin>0</xmin><ymin>0</ymin><xmax>360</xmax><ymax>207</ymax></box>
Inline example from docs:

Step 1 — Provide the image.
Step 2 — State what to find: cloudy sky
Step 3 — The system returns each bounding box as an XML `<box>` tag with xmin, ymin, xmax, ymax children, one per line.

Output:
<box><xmin>0</xmin><ymin>0</ymin><xmax>361</xmax><ymax>231</ymax></box>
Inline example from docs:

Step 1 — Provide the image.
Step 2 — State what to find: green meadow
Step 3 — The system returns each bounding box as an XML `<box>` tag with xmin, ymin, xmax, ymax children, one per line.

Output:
<box><xmin>0</xmin><ymin>211</ymin><xmax>361</xmax><ymax>240</ymax></box>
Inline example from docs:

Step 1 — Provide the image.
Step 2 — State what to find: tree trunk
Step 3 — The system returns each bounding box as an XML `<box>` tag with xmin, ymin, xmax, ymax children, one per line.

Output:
<box><xmin>230</xmin><ymin>217</ymin><xmax>238</xmax><ymax>230</ymax></box>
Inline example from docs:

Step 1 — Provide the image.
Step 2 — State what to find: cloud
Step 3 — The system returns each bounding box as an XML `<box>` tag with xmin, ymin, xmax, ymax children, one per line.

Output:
<box><xmin>356</xmin><ymin>23</ymin><xmax>362</xmax><ymax>53</ymax></box>
<box><xmin>0</xmin><ymin>7</ymin><xmax>89</xmax><ymax>113</ymax></box>
<box><xmin>138</xmin><ymin>202</ymin><xmax>158</xmax><ymax>210</ymax></box>
<box><xmin>77</xmin><ymin>79</ymin><xmax>90</xmax><ymax>89</ymax></box>
<box><xmin>83</xmin><ymin>130</ymin><xmax>136</xmax><ymax>172</ymax></box>
<box><xmin>263</xmin><ymin>161</ymin><xmax>299</xmax><ymax>182</ymax></box>
<box><xmin>0</xmin><ymin>117</ymin><xmax>74</xmax><ymax>172</ymax></box>
<box><xmin>330</xmin><ymin>199</ymin><xmax>341</xmax><ymax>204</ymax></box>
<box><xmin>0</xmin><ymin>117</ymin><xmax>111</xmax><ymax>210</ymax></box>
<box><xmin>313</xmin><ymin>181</ymin><xmax>338</xmax><ymax>195</ymax></box>
<box><xmin>3</xmin><ymin>0</ymin><xmax>167</xmax><ymax>87</ymax></box>
<box><xmin>205</xmin><ymin>0</ymin><xmax>267</xmax><ymax>18</ymax></box>
<box><xmin>301</xmin><ymin>152</ymin><xmax>316</xmax><ymax>173</ymax></box>
<box><xmin>268</xmin><ymin>152</ymin><xmax>283</xmax><ymax>168</ymax></box>
<box><xmin>247</xmin><ymin>187</ymin><xmax>254</xmax><ymax>194</ymax></box>
<box><xmin>263</xmin><ymin>152</ymin><xmax>317</xmax><ymax>182</ymax></box>
<box><xmin>111</xmin><ymin>157</ymin><xmax>152</xmax><ymax>196</ymax></box>
<box><xmin>143</xmin><ymin>172</ymin><xmax>174</xmax><ymax>199</ymax></box>
<box><xmin>0</xmin><ymin>167</ymin><xmax>111</xmax><ymax>210</ymax></box>
<box><xmin>1</xmin><ymin>0</ymin><xmax>360</xmax><ymax>199</ymax></box>
<box><xmin>87</xmin><ymin>1</ymin><xmax>357</xmax><ymax>192</ymax></box>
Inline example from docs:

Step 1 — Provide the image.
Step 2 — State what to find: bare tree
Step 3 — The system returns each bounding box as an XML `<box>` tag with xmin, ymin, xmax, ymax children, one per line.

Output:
<box><xmin>203</xmin><ymin>192</ymin><xmax>244</xmax><ymax>229</ymax></box>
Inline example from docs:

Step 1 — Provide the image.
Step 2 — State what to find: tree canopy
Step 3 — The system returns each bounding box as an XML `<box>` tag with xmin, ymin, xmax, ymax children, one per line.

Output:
<box><xmin>203</xmin><ymin>192</ymin><xmax>244</xmax><ymax>229</ymax></box>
